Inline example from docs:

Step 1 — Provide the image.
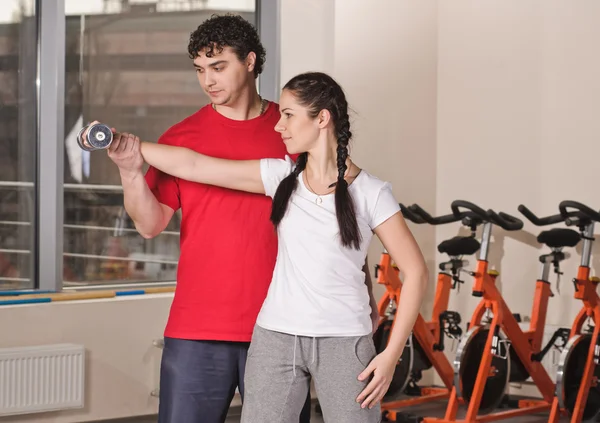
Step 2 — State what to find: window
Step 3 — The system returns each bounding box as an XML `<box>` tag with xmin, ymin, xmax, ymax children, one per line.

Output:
<box><xmin>0</xmin><ymin>0</ymin><xmax>37</xmax><ymax>291</ymax></box>
<box><xmin>0</xmin><ymin>0</ymin><xmax>275</xmax><ymax>293</ymax></box>
<box><xmin>62</xmin><ymin>1</ymin><xmax>256</xmax><ymax>287</ymax></box>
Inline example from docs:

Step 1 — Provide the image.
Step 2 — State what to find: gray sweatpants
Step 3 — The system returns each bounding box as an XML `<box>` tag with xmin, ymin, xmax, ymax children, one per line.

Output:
<box><xmin>240</xmin><ymin>325</ymin><xmax>381</xmax><ymax>423</ymax></box>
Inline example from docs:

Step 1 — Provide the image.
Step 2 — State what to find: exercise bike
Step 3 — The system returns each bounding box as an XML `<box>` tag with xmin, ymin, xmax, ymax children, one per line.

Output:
<box><xmin>376</xmin><ymin>203</ymin><xmax>480</xmax><ymax>422</ymax></box>
<box><xmin>519</xmin><ymin>201</ymin><xmax>600</xmax><ymax>423</ymax></box>
<box><xmin>423</xmin><ymin>200</ymin><xmax>570</xmax><ymax>423</ymax></box>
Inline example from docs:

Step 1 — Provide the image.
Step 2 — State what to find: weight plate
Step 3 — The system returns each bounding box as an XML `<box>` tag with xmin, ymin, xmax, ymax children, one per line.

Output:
<box><xmin>87</xmin><ymin>123</ymin><xmax>113</xmax><ymax>149</ymax></box>
<box><xmin>76</xmin><ymin>125</ymin><xmax>95</xmax><ymax>152</ymax></box>
<box><xmin>556</xmin><ymin>334</ymin><xmax>600</xmax><ymax>422</ymax></box>
<box><xmin>374</xmin><ymin>319</ymin><xmax>414</xmax><ymax>398</ymax></box>
<box><xmin>454</xmin><ymin>325</ymin><xmax>510</xmax><ymax>414</ymax></box>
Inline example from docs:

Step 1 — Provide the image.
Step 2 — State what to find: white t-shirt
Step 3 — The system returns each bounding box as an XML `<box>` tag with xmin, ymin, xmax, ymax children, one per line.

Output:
<box><xmin>257</xmin><ymin>156</ymin><xmax>401</xmax><ymax>337</ymax></box>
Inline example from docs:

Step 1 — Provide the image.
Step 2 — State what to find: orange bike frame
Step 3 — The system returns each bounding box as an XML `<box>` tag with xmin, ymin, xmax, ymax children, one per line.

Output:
<box><xmin>424</xmin><ymin>255</ymin><xmax>555</xmax><ymax>423</ymax></box>
<box><xmin>547</xmin><ymin>265</ymin><xmax>600</xmax><ymax>423</ymax></box>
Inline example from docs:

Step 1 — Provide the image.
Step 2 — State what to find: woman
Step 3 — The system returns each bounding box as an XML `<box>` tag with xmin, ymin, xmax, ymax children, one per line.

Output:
<box><xmin>89</xmin><ymin>72</ymin><xmax>428</xmax><ymax>422</ymax></box>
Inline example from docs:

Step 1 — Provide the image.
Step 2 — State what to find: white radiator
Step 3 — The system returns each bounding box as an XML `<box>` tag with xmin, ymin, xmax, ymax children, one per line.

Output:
<box><xmin>0</xmin><ymin>344</ymin><xmax>85</xmax><ymax>416</ymax></box>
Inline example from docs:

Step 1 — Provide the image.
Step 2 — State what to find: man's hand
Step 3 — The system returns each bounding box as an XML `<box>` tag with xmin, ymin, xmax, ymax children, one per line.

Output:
<box><xmin>108</xmin><ymin>131</ymin><xmax>144</xmax><ymax>178</ymax></box>
<box><xmin>83</xmin><ymin>121</ymin><xmax>144</xmax><ymax>177</ymax></box>
<box><xmin>81</xmin><ymin>121</ymin><xmax>173</xmax><ymax>239</ymax></box>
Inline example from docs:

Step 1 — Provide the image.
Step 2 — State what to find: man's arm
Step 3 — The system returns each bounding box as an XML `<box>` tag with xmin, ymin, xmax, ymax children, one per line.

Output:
<box><xmin>88</xmin><ymin>126</ymin><xmax>174</xmax><ymax>239</ymax></box>
<box><xmin>120</xmin><ymin>170</ymin><xmax>174</xmax><ymax>239</ymax></box>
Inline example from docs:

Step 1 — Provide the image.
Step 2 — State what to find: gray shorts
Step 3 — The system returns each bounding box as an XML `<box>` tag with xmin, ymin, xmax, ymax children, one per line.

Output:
<box><xmin>240</xmin><ymin>325</ymin><xmax>381</xmax><ymax>423</ymax></box>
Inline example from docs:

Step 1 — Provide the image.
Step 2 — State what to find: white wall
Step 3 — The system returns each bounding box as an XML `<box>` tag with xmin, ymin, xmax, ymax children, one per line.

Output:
<box><xmin>1</xmin><ymin>295</ymin><xmax>173</xmax><ymax>422</ymax></box>
<box><xmin>279</xmin><ymin>0</ymin><xmax>335</xmax><ymax>89</ymax></box>
<box><xmin>436</xmin><ymin>1</ymin><xmax>600</xmax><ymax>330</ymax></box>
<box><xmin>333</xmin><ymin>0</ymin><xmax>439</xmax><ymax>311</ymax></box>
<box><xmin>436</xmin><ymin>0</ymin><xmax>546</xmax><ymax>330</ymax></box>
<box><xmin>434</xmin><ymin>0</ymin><xmax>600</xmax><ymax>396</ymax></box>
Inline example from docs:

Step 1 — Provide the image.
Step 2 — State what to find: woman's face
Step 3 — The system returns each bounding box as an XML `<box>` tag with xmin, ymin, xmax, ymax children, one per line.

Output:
<box><xmin>274</xmin><ymin>89</ymin><xmax>321</xmax><ymax>155</ymax></box>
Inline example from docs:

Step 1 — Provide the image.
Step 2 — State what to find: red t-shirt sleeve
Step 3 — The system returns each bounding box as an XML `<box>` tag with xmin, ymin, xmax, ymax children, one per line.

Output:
<box><xmin>144</xmin><ymin>132</ymin><xmax>181</xmax><ymax>212</ymax></box>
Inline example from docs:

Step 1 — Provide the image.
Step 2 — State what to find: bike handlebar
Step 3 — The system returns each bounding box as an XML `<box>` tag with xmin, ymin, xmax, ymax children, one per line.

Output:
<box><xmin>399</xmin><ymin>203</ymin><xmax>426</xmax><ymax>224</ymax></box>
<box><xmin>450</xmin><ymin>200</ymin><xmax>523</xmax><ymax>231</ymax></box>
<box><xmin>451</xmin><ymin>200</ymin><xmax>488</xmax><ymax>220</ymax></box>
<box><xmin>489</xmin><ymin>210</ymin><xmax>524</xmax><ymax>231</ymax></box>
<box><xmin>407</xmin><ymin>204</ymin><xmax>464</xmax><ymax>225</ymax></box>
<box><xmin>517</xmin><ymin>205</ymin><xmax>565</xmax><ymax>226</ymax></box>
<box><xmin>559</xmin><ymin>201</ymin><xmax>600</xmax><ymax>226</ymax></box>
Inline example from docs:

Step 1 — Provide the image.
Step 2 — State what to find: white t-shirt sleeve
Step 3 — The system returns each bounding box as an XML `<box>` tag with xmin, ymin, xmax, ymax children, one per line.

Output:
<box><xmin>259</xmin><ymin>155</ymin><xmax>295</xmax><ymax>198</ymax></box>
<box><xmin>369</xmin><ymin>181</ymin><xmax>401</xmax><ymax>229</ymax></box>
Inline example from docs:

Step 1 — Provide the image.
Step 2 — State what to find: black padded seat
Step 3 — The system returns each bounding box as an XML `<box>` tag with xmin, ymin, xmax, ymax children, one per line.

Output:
<box><xmin>437</xmin><ymin>236</ymin><xmax>481</xmax><ymax>256</ymax></box>
<box><xmin>537</xmin><ymin>228</ymin><xmax>580</xmax><ymax>248</ymax></box>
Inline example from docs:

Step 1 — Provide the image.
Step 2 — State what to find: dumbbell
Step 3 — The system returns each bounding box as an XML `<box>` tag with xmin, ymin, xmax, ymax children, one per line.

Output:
<box><xmin>76</xmin><ymin>122</ymin><xmax>113</xmax><ymax>151</ymax></box>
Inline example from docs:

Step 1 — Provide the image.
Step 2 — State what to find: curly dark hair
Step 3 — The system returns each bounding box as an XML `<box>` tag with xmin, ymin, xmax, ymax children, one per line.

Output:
<box><xmin>188</xmin><ymin>14</ymin><xmax>266</xmax><ymax>78</ymax></box>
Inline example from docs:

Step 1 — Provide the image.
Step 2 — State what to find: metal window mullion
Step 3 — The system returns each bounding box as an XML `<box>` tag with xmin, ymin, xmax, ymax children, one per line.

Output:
<box><xmin>37</xmin><ymin>0</ymin><xmax>65</xmax><ymax>291</ymax></box>
<box><xmin>257</xmin><ymin>0</ymin><xmax>281</xmax><ymax>102</ymax></box>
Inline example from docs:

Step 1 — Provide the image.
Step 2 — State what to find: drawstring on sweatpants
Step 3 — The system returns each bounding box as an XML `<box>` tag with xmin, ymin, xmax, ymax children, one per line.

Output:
<box><xmin>292</xmin><ymin>335</ymin><xmax>317</xmax><ymax>377</ymax></box>
<box><xmin>293</xmin><ymin>335</ymin><xmax>298</xmax><ymax>377</ymax></box>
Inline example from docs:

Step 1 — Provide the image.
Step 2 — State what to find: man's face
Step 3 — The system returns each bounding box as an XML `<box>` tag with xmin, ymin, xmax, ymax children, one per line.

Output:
<box><xmin>193</xmin><ymin>45</ymin><xmax>255</xmax><ymax>106</ymax></box>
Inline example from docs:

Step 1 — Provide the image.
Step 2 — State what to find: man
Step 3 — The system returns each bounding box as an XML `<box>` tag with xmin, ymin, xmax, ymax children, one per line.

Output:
<box><xmin>104</xmin><ymin>14</ymin><xmax>313</xmax><ymax>423</ymax></box>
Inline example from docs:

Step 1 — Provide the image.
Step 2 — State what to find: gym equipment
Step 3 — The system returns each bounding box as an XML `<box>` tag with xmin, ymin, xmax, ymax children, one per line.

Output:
<box><xmin>520</xmin><ymin>201</ymin><xmax>600</xmax><ymax>423</ymax></box>
<box><xmin>377</xmin><ymin>203</ymin><xmax>478</xmax><ymax>421</ymax></box>
<box><xmin>76</xmin><ymin>122</ymin><xmax>113</xmax><ymax>151</ymax></box>
<box><xmin>423</xmin><ymin>200</ymin><xmax>565</xmax><ymax>423</ymax></box>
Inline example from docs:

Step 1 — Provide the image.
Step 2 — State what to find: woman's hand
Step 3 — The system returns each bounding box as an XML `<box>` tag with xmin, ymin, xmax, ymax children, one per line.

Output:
<box><xmin>355</xmin><ymin>349</ymin><xmax>400</xmax><ymax>409</ymax></box>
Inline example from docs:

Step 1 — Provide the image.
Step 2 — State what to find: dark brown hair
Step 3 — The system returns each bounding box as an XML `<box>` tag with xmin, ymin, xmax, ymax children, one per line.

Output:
<box><xmin>270</xmin><ymin>72</ymin><xmax>361</xmax><ymax>249</ymax></box>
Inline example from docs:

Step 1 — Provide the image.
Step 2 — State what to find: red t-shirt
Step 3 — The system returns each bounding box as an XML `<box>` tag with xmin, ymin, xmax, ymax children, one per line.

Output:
<box><xmin>145</xmin><ymin>102</ymin><xmax>288</xmax><ymax>342</ymax></box>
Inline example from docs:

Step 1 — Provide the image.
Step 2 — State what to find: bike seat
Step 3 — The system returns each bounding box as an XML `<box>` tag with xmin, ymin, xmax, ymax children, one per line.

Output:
<box><xmin>537</xmin><ymin>228</ymin><xmax>580</xmax><ymax>248</ymax></box>
<box><xmin>438</xmin><ymin>236</ymin><xmax>481</xmax><ymax>256</ymax></box>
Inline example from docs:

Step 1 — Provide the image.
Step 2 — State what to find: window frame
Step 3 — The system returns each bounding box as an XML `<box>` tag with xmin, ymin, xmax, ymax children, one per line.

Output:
<box><xmin>31</xmin><ymin>0</ymin><xmax>280</xmax><ymax>292</ymax></box>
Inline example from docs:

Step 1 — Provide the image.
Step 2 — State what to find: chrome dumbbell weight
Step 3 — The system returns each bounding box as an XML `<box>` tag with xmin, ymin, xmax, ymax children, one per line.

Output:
<box><xmin>76</xmin><ymin>122</ymin><xmax>113</xmax><ymax>151</ymax></box>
